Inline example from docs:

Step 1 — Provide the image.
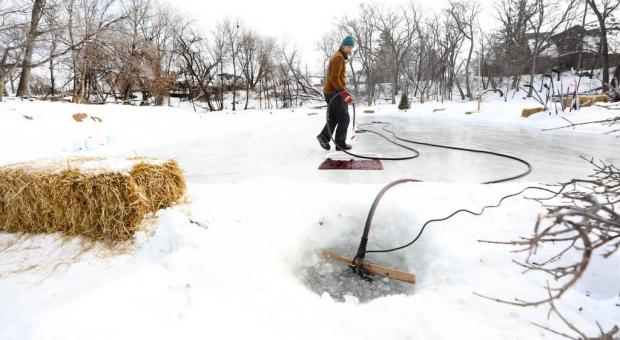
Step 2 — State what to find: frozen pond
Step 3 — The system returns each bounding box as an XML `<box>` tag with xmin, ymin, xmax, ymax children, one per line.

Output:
<box><xmin>140</xmin><ymin>111</ymin><xmax>620</xmax><ymax>185</ymax></box>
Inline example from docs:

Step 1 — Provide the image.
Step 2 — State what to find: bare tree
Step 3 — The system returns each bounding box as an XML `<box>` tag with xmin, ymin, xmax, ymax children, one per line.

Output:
<box><xmin>405</xmin><ymin>17</ymin><xmax>443</xmax><ymax>103</ymax></box>
<box><xmin>15</xmin><ymin>0</ymin><xmax>46</xmax><ymax>97</ymax></box>
<box><xmin>238</xmin><ymin>29</ymin><xmax>271</xmax><ymax>110</ymax></box>
<box><xmin>211</xmin><ymin>22</ymin><xmax>227</xmax><ymax>110</ymax></box>
<box><xmin>525</xmin><ymin>0</ymin><xmax>578</xmax><ymax>98</ymax></box>
<box><xmin>114</xmin><ymin>0</ymin><xmax>151</xmax><ymax>104</ymax></box>
<box><xmin>65</xmin><ymin>0</ymin><xmax>120</xmax><ymax>103</ymax></box>
<box><xmin>278</xmin><ymin>40</ymin><xmax>297</xmax><ymax>108</ymax></box>
<box><xmin>375</xmin><ymin>3</ymin><xmax>420</xmax><ymax>103</ymax></box>
<box><xmin>340</xmin><ymin>3</ymin><xmax>380</xmax><ymax>105</ymax></box>
<box><xmin>222</xmin><ymin>18</ymin><xmax>241</xmax><ymax>111</ymax></box>
<box><xmin>42</xmin><ymin>0</ymin><xmax>60</xmax><ymax>97</ymax></box>
<box><xmin>448</xmin><ymin>0</ymin><xmax>482</xmax><ymax>100</ymax></box>
<box><xmin>173</xmin><ymin>22</ymin><xmax>221</xmax><ymax>111</ymax></box>
<box><xmin>255</xmin><ymin>36</ymin><xmax>275</xmax><ymax>110</ymax></box>
<box><xmin>438</xmin><ymin>13</ymin><xmax>466</xmax><ymax>100</ymax></box>
<box><xmin>0</xmin><ymin>0</ymin><xmax>320</xmax><ymax>110</ymax></box>
<box><xmin>586</xmin><ymin>0</ymin><xmax>620</xmax><ymax>91</ymax></box>
<box><xmin>316</xmin><ymin>31</ymin><xmax>339</xmax><ymax>81</ymax></box>
<box><xmin>280</xmin><ymin>40</ymin><xmax>322</xmax><ymax>107</ymax></box>
<box><xmin>0</xmin><ymin>1</ymin><xmax>28</xmax><ymax>101</ymax></box>
<box><xmin>141</xmin><ymin>5</ymin><xmax>177</xmax><ymax>106</ymax></box>
<box><xmin>494</xmin><ymin>0</ymin><xmax>537</xmax><ymax>97</ymax></box>
<box><xmin>478</xmin><ymin>158</ymin><xmax>619</xmax><ymax>338</ymax></box>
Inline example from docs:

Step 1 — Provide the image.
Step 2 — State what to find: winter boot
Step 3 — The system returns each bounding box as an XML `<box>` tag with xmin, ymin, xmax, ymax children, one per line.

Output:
<box><xmin>335</xmin><ymin>143</ymin><xmax>352</xmax><ymax>151</ymax></box>
<box><xmin>317</xmin><ymin>135</ymin><xmax>330</xmax><ymax>151</ymax></box>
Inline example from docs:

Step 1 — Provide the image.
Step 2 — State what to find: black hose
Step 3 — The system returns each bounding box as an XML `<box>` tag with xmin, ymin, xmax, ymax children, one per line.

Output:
<box><xmin>321</xmin><ymin>91</ymin><xmax>536</xmax><ymax>264</ymax></box>
<box><xmin>363</xmin><ymin>185</ymin><xmax>557</xmax><ymax>255</ymax></box>
<box><xmin>359</xmin><ymin>121</ymin><xmax>532</xmax><ymax>184</ymax></box>
<box><xmin>350</xmin><ymin>124</ymin><xmax>533</xmax><ymax>258</ymax></box>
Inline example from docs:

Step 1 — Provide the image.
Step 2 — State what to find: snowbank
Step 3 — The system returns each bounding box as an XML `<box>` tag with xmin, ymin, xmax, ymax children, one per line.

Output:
<box><xmin>0</xmin><ymin>98</ymin><xmax>618</xmax><ymax>339</ymax></box>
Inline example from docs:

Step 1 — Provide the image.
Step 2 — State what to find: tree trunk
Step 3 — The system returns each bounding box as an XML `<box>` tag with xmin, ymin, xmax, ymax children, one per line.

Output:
<box><xmin>455</xmin><ymin>78</ymin><xmax>466</xmax><ymax>100</ymax></box>
<box><xmin>527</xmin><ymin>51</ymin><xmax>538</xmax><ymax>98</ymax></box>
<box><xmin>258</xmin><ymin>78</ymin><xmax>262</xmax><ymax>110</ymax></box>
<box><xmin>576</xmin><ymin>1</ymin><xmax>588</xmax><ymax>72</ymax></box>
<box><xmin>231</xmin><ymin>61</ymin><xmax>237</xmax><ymax>111</ymax></box>
<box><xmin>264</xmin><ymin>79</ymin><xmax>270</xmax><ymax>109</ymax></box>
<box><xmin>154</xmin><ymin>60</ymin><xmax>163</xmax><ymax>106</ymax></box>
<box><xmin>465</xmin><ymin>39</ymin><xmax>474</xmax><ymax>100</ymax></box>
<box><xmin>244</xmin><ymin>83</ymin><xmax>250</xmax><ymax>110</ymax></box>
<box><xmin>48</xmin><ymin>31</ymin><xmax>58</xmax><ymax>97</ymax></box>
<box><xmin>122</xmin><ymin>84</ymin><xmax>132</xmax><ymax>105</ymax></box>
<box><xmin>367</xmin><ymin>76</ymin><xmax>374</xmax><ymax>105</ymax></box>
<box><xmin>49</xmin><ymin>58</ymin><xmax>56</xmax><ymax>97</ymax></box>
<box><xmin>612</xmin><ymin>64</ymin><xmax>620</xmax><ymax>88</ymax></box>
<box><xmin>600</xmin><ymin>26</ymin><xmax>609</xmax><ymax>90</ymax></box>
<box><xmin>71</xmin><ymin>56</ymin><xmax>78</xmax><ymax>103</ymax></box>
<box><xmin>220</xmin><ymin>62</ymin><xmax>224</xmax><ymax>110</ymax></box>
<box><xmin>77</xmin><ymin>59</ymin><xmax>88</xmax><ymax>104</ymax></box>
<box><xmin>392</xmin><ymin>69</ymin><xmax>398</xmax><ymax>104</ymax></box>
<box><xmin>16</xmin><ymin>0</ymin><xmax>46</xmax><ymax>97</ymax></box>
<box><xmin>286</xmin><ymin>80</ymin><xmax>292</xmax><ymax>108</ymax></box>
<box><xmin>489</xmin><ymin>76</ymin><xmax>497</xmax><ymax>90</ymax></box>
<box><xmin>448</xmin><ymin>69</ymin><xmax>455</xmax><ymax>100</ymax></box>
<box><xmin>588</xmin><ymin>1</ymin><xmax>611</xmax><ymax>91</ymax></box>
<box><xmin>141</xmin><ymin>91</ymin><xmax>149</xmax><ymax>106</ymax></box>
<box><xmin>348</xmin><ymin>59</ymin><xmax>359</xmax><ymax>96</ymax></box>
<box><xmin>0</xmin><ymin>74</ymin><xmax>6</xmax><ymax>101</ymax></box>
<box><xmin>273</xmin><ymin>78</ymin><xmax>279</xmax><ymax>109</ymax></box>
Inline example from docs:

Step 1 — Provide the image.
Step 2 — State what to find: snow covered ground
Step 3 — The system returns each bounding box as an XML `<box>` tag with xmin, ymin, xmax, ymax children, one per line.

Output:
<box><xmin>0</xmin><ymin>97</ymin><xmax>619</xmax><ymax>339</ymax></box>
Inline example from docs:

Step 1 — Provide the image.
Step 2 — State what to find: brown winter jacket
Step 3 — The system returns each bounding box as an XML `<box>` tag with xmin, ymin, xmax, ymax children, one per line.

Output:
<box><xmin>323</xmin><ymin>49</ymin><xmax>348</xmax><ymax>94</ymax></box>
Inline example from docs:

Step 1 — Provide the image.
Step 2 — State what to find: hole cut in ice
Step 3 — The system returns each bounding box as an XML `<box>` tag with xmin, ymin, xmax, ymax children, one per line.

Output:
<box><xmin>298</xmin><ymin>249</ymin><xmax>415</xmax><ymax>303</ymax></box>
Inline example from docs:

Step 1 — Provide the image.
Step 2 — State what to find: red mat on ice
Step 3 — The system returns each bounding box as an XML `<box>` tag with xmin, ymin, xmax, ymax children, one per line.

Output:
<box><xmin>318</xmin><ymin>158</ymin><xmax>383</xmax><ymax>170</ymax></box>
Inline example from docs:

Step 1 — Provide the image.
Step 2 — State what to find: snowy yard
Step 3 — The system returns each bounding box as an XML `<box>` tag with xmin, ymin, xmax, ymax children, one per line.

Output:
<box><xmin>1</xmin><ymin>98</ymin><xmax>619</xmax><ymax>339</ymax></box>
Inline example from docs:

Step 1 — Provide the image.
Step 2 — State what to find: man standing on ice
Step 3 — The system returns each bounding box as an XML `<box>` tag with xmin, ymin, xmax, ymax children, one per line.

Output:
<box><xmin>316</xmin><ymin>36</ymin><xmax>355</xmax><ymax>151</ymax></box>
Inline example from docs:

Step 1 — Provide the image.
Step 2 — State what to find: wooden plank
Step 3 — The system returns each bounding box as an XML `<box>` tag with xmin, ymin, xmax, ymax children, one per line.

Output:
<box><xmin>322</xmin><ymin>250</ymin><xmax>416</xmax><ymax>284</ymax></box>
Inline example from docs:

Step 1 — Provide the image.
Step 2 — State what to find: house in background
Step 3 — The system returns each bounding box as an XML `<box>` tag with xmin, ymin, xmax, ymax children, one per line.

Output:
<box><xmin>216</xmin><ymin>73</ymin><xmax>245</xmax><ymax>87</ymax></box>
<box><xmin>526</xmin><ymin>25</ymin><xmax>620</xmax><ymax>73</ymax></box>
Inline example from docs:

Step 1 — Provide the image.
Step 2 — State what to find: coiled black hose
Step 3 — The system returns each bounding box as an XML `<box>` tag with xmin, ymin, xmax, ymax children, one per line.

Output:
<box><xmin>321</xmin><ymin>91</ymin><xmax>536</xmax><ymax>273</ymax></box>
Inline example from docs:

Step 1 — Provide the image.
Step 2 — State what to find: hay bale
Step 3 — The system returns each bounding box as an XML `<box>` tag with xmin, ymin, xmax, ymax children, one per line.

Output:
<box><xmin>564</xmin><ymin>95</ymin><xmax>609</xmax><ymax>108</ymax></box>
<box><xmin>130</xmin><ymin>160</ymin><xmax>186</xmax><ymax>212</ymax></box>
<box><xmin>0</xmin><ymin>159</ymin><xmax>186</xmax><ymax>241</ymax></box>
<box><xmin>522</xmin><ymin>107</ymin><xmax>545</xmax><ymax>118</ymax></box>
<box><xmin>592</xmin><ymin>94</ymin><xmax>609</xmax><ymax>104</ymax></box>
<box><xmin>579</xmin><ymin>94</ymin><xmax>609</xmax><ymax>107</ymax></box>
<box><xmin>565</xmin><ymin>96</ymin><xmax>573</xmax><ymax>109</ymax></box>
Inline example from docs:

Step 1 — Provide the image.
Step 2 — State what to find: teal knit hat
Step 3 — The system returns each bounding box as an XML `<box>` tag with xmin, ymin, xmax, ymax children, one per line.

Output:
<box><xmin>341</xmin><ymin>36</ymin><xmax>355</xmax><ymax>47</ymax></box>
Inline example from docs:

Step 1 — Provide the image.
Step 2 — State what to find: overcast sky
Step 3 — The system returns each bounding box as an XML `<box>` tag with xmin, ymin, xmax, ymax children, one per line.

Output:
<box><xmin>171</xmin><ymin>0</ymin><xmax>497</xmax><ymax>73</ymax></box>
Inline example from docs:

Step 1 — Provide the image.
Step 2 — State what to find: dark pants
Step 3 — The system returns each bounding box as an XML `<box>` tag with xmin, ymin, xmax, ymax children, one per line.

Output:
<box><xmin>318</xmin><ymin>92</ymin><xmax>350</xmax><ymax>146</ymax></box>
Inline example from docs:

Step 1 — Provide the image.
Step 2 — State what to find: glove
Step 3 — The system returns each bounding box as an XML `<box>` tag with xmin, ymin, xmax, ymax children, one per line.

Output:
<box><xmin>339</xmin><ymin>91</ymin><xmax>354</xmax><ymax>105</ymax></box>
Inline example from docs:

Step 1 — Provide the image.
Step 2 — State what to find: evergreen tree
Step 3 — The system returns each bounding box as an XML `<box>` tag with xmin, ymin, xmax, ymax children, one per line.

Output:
<box><xmin>398</xmin><ymin>92</ymin><xmax>411</xmax><ymax>110</ymax></box>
